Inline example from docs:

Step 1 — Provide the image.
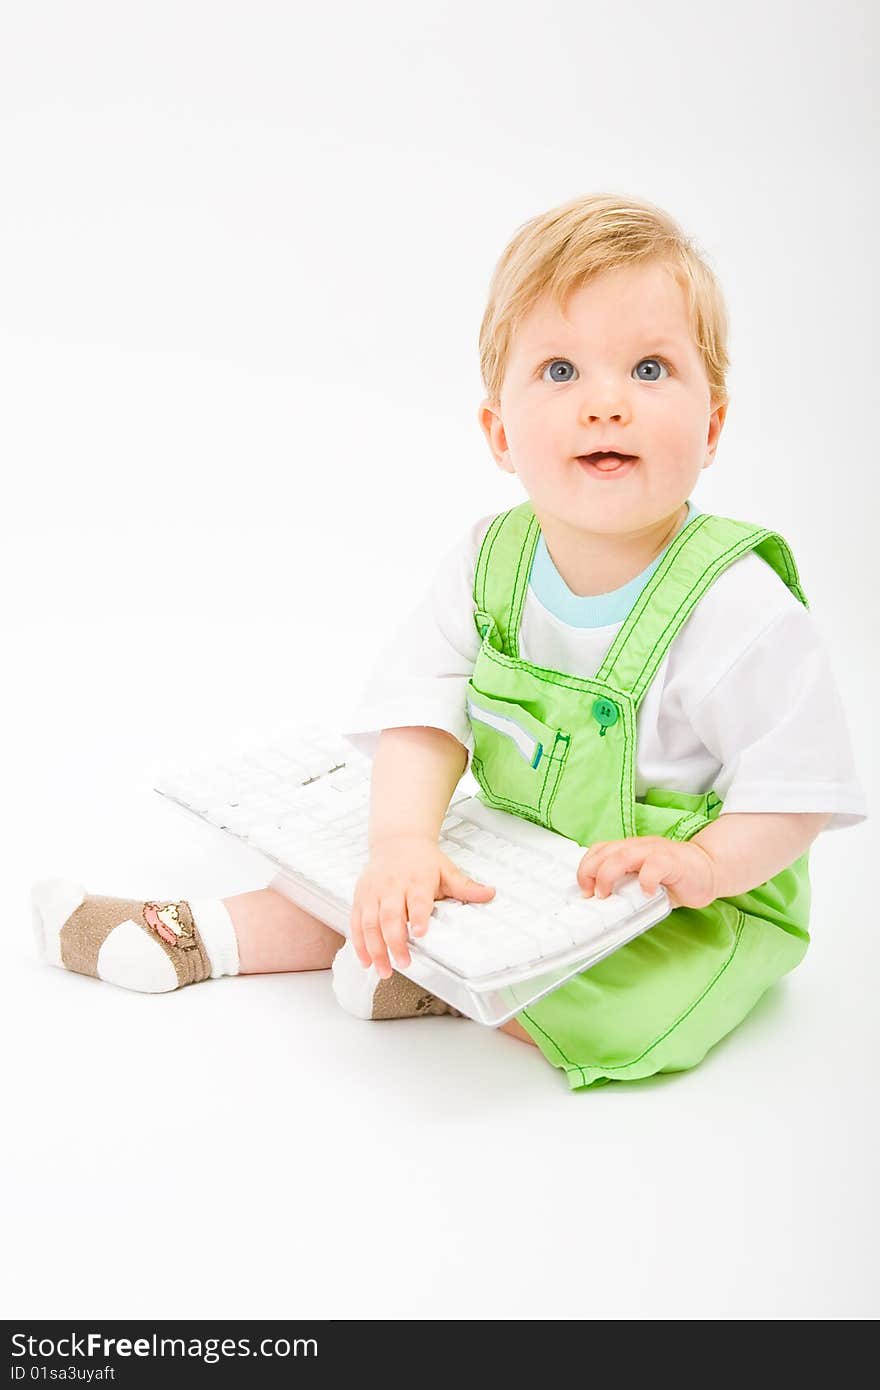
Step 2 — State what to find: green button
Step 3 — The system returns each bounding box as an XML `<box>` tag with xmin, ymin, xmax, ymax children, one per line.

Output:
<box><xmin>592</xmin><ymin>698</ymin><xmax>619</xmax><ymax>730</ymax></box>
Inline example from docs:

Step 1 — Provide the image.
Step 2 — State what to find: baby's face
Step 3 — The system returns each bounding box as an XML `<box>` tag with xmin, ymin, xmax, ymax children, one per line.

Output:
<box><xmin>479</xmin><ymin>260</ymin><xmax>726</xmax><ymax>535</ymax></box>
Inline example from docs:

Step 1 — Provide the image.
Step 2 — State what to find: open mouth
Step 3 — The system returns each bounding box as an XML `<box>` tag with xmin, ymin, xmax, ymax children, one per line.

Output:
<box><xmin>577</xmin><ymin>450</ymin><xmax>639</xmax><ymax>476</ymax></box>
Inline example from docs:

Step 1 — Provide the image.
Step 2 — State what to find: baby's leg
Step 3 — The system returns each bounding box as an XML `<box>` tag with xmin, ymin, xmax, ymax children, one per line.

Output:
<box><xmin>31</xmin><ymin>879</ymin><xmax>344</xmax><ymax>994</ymax></box>
<box><xmin>226</xmin><ymin>888</ymin><xmax>344</xmax><ymax>973</ymax></box>
<box><xmin>498</xmin><ymin>1017</ymin><xmax>537</xmax><ymax>1045</ymax></box>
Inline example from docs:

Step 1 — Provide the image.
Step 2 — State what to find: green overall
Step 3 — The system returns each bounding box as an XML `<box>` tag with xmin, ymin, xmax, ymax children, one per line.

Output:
<box><xmin>467</xmin><ymin>502</ymin><xmax>811</xmax><ymax>1090</ymax></box>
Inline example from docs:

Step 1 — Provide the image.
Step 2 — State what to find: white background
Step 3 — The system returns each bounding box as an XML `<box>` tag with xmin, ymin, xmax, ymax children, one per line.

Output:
<box><xmin>2</xmin><ymin>0</ymin><xmax>877</xmax><ymax>1321</ymax></box>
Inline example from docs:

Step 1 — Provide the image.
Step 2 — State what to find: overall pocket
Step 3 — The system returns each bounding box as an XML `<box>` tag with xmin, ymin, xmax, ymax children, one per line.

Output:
<box><xmin>466</xmin><ymin>682</ymin><xmax>570</xmax><ymax>822</ymax></box>
<box><xmin>634</xmin><ymin>786</ymin><xmax>724</xmax><ymax>841</ymax></box>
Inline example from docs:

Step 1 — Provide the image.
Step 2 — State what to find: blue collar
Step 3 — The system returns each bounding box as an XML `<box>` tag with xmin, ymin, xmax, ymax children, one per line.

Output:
<box><xmin>528</xmin><ymin>500</ymin><xmax>701</xmax><ymax>628</ymax></box>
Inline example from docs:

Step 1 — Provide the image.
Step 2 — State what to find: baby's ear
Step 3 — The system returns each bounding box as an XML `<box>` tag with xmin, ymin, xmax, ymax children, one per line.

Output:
<box><xmin>704</xmin><ymin>400</ymin><xmax>728</xmax><ymax>465</ymax></box>
<box><xmin>478</xmin><ymin>399</ymin><xmax>513</xmax><ymax>471</ymax></box>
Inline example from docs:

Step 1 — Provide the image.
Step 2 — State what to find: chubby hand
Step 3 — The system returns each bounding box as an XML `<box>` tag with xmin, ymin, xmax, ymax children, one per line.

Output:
<box><xmin>577</xmin><ymin>835</ymin><xmax>718</xmax><ymax>911</ymax></box>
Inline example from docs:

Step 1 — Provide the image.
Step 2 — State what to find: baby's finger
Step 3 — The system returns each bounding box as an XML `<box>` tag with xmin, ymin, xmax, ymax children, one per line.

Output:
<box><xmin>349</xmin><ymin>901</ymin><xmax>372</xmax><ymax>968</ymax></box>
<box><xmin>362</xmin><ymin>919</ymin><xmax>391</xmax><ymax>977</ymax></box>
<box><xmin>406</xmin><ymin>886</ymin><xmax>435</xmax><ymax>939</ymax></box>
<box><xmin>637</xmin><ymin>858</ymin><xmax>668</xmax><ymax>897</ymax></box>
<box><xmin>377</xmin><ymin>892</ymin><xmax>409</xmax><ymax>976</ymax></box>
<box><xmin>577</xmin><ymin>843</ymin><xmax>616</xmax><ymax>890</ymax></box>
<box><xmin>380</xmin><ymin>891</ymin><xmax>412</xmax><ymax>970</ymax></box>
<box><xmin>578</xmin><ymin>844</ymin><xmax>617</xmax><ymax>894</ymax></box>
<box><xmin>440</xmin><ymin>859</ymin><xmax>495</xmax><ymax>903</ymax></box>
<box><xmin>594</xmin><ymin>845</ymin><xmax>647</xmax><ymax>897</ymax></box>
<box><xmin>359</xmin><ymin>895</ymin><xmax>385</xmax><ymax>966</ymax></box>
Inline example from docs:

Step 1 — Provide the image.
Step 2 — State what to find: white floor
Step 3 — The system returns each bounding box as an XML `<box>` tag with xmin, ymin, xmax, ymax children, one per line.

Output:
<box><xmin>4</xmin><ymin>526</ymin><xmax>877</xmax><ymax>1321</ymax></box>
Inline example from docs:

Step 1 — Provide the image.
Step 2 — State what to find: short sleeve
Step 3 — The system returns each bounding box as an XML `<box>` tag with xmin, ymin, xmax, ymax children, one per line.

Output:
<box><xmin>340</xmin><ymin>515</ymin><xmax>494</xmax><ymax>765</ymax></box>
<box><xmin>686</xmin><ymin>604</ymin><xmax>869</xmax><ymax>832</ymax></box>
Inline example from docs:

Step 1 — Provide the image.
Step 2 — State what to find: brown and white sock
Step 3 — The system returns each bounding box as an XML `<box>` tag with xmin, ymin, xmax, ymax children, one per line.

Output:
<box><xmin>31</xmin><ymin>879</ymin><xmax>239</xmax><ymax>993</ymax></box>
<box><xmin>330</xmin><ymin>939</ymin><xmax>463</xmax><ymax>1021</ymax></box>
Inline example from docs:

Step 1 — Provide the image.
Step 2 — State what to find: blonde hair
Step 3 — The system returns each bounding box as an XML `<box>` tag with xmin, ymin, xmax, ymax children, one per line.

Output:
<box><xmin>478</xmin><ymin>193</ymin><xmax>730</xmax><ymax>408</ymax></box>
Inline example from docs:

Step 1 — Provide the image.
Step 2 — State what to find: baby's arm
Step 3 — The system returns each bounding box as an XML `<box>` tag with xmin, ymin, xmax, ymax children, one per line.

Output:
<box><xmin>689</xmin><ymin>811</ymin><xmax>831</xmax><ymax>899</ymax></box>
<box><xmin>350</xmin><ymin>726</ymin><xmax>495</xmax><ymax>976</ymax></box>
<box><xmin>578</xmin><ymin>811</ymin><xmax>832</xmax><ymax>911</ymax></box>
<box><xmin>367</xmin><ymin>726</ymin><xmax>468</xmax><ymax>850</ymax></box>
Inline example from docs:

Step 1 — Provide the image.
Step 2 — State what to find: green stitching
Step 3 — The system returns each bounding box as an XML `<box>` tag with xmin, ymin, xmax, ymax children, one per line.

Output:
<box><xmin>474</xmin><ymin>645</ymin><xmax>631</xmax><ymax>839</ymax></box>
<box><xmin>544</xmin><ymin>734</ymin><xmax>571</xmax><ymax>829</ymax></box>
<box><xmin>507</xmin><ymin>508</ymin><xmax>526</xmax><ymax>659</ymax></box>
<box><xmin>476</xmin><ymin>513</ymin><xmax>504</xmax><ymax>618</ymax></box>
<box><xmin>471</xmin><ymin>722</ymin><xmax>566</xmax><ymax>824</ymax></box>
<box><xmin>528</xmin><ymin>908</ymin><xmax>749</xmax><ymax>1084</ymax></box>
<box><xmin>628</xmin><ymin>531</ymin><xmax>769</xmax><ymax>702</ymax></box>
<box><xmin>516</xmin><ymin>1008</ymin><xmax>579</xmax><ymax>1070</ymax></box>
<box><xmin>510</xmin><ymin>511</ymin><xmax>541</xmax><ymax>662</ymax></box>
<box><xmin>477</xmin><ymin>513</ymin><xmax>506</xmax><ymax>619</ymax></box>
<box><xmin>538</xmin><ymin>733</ymin><xmax>570</xmax><ymax>819</ymax></box>
<box><xmin>502</xmin><ymin>510</ymin><xmax>521</xmax><ymax>656</ymax></box>
<box><xmin>471</xmin><ymin>761</ymin><xmax>552</xmax><ymax>824</ymax></box>
<box><xmin>609</xmin><ymin>524</ymin><xmax>809</xmax><ymax>704</ymax></box>
<box><xmin>756</xmin><ymin>534</ymin><xmax>808</xmax><ymax>608</ymax></box>
<box><xmin>620</xmin><ymin>699</ymin><xmax>636</xmax><ymax>836</ymax></box>
<box><xmin>669</xmin><ymin>812</ymin><xmax>711</xmax><ymax>841</ymax></box>
<box><xmin>597</xmin><ymin>514</ymin><xmax>711</xmax><ymax>682</ymax></box>
<box><xmin>579</xmin><ymin>909</ymin><xmax>748</xmax><ymax>1074</ymax></box>
<box><xmin>607</xmin><ymin>519</ymin><xmax>726</xmax><ymax>696</ymax></box>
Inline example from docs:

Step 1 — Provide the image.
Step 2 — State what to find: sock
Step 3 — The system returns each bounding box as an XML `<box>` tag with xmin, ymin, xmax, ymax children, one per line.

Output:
<box><xmin>331</xmin><ymin>939</ymin><xmax>463</xmax><ymax>1020</ymax></box>
<box><xmin>31</xmin><ymin>879</ymin><xmax>240</xmax><ymax>993</ymax></box>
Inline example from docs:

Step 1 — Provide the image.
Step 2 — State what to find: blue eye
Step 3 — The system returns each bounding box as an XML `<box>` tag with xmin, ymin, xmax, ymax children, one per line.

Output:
<box><xmin>542</xmin><ymin>359</ymin><xmax>577</xmax><ymax>383</ymax></box>
<box><xmin>633</xmin><ymin>357</ymin><xmax>669</xmax><ymax>382</ymax></box>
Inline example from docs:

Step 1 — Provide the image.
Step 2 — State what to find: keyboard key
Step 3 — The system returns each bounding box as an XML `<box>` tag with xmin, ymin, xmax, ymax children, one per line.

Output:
<box><xmin>449</xmin><ymin>822</ymin><xmax>479</xmax><ymax>841</ymax></box>
<box><xmin>425</xmin><ymin>925</ymin><xmax>501</xmax><ymax>976</ymax></box>
<box><xmin>613</xmin><ymin>875</ymin><xmax>657</xmax><ymax>907</ymax></box>
<box><xmin>555</xmin><ymin>895</ymin><xmax>627</xmax><ymax>936</ymax></box>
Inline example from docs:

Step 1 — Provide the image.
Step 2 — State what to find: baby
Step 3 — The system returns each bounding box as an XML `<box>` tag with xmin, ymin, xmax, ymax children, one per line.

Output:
<box><xmin>33</xmin><ymin>193</ymin><xmax>867</xmax><ymax>1091</ymax></box>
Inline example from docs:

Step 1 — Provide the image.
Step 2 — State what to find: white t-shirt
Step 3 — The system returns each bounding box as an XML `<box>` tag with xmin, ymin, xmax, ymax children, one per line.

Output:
<box><xmin>342</xmin><ymin>505</ymin><xmax>868</xmax><ymax>833</ymax></box>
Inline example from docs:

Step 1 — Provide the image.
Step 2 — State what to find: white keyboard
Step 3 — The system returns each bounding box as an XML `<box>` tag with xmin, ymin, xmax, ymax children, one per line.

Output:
<box><xmin>152</xmin><ymin>724</ymin><xmax>671</xmax><ymax>1025</ymax></box>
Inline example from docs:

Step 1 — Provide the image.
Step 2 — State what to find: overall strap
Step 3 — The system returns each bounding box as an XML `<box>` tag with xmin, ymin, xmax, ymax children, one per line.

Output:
<box><xmin>598</xmin><ymin>512</ymin><xmax>809</xmax><ymax>705</ymax></box>
<box><xmin>472</xmin><ymin>502</ymin><xmax>539</xmax><ymax>657</ymax></box>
